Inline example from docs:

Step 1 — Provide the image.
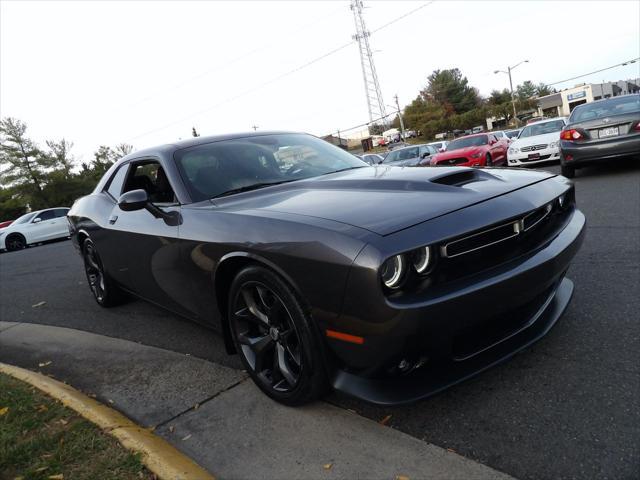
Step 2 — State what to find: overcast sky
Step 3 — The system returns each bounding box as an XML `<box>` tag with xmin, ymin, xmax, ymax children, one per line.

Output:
<box><xmin>1</xmin><ymin>0</ymin><xmax>639</xmax><ymax>163</ymax></box>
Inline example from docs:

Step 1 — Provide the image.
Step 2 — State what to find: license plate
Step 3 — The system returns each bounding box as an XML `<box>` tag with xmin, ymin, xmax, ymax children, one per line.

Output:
<box><xmin>599</xmin><ymin>126</ymin><xmax>619</xmax><ymax>138</ymax></box>
<box><xmin>528</xmin><ymin>153</ymin><xmax>540</xmax><ymax>160</ymax></box>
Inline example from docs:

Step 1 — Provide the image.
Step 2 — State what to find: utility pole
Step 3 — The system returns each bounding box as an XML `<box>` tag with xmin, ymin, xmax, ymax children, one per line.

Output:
<box><xmin>350</xmin><ymin>0</ymin><xmax>387</xmax><ymax>127</ymax></box>
<box><xmin>252</xmin><ymin>125</ymin><xmax>258</xmax><ymax>131</ymax></box>
<box><xmin>394</xmin><ymin>94</ymin><xmax>406</xmax><ymax>140</ymax></box>
<box><xmin>494</xmin><ymin>60</ymin><xmax>529</xmax><ymax>127</ymax></box>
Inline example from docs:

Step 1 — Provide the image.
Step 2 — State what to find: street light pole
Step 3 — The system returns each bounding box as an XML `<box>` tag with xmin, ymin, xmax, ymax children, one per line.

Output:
<box><xmin>495</xmin><ymin>59</ymin><xmax>529</xmax><ymax>127</ymax></box>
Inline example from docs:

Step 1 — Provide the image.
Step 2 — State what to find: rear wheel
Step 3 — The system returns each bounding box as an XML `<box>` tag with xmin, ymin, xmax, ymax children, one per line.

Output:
<box><xmin>561</xmin><ymin>164</ymin><xmax>575</xmax><ymax>178</ymax></box>
<box><xmin>82</xmin><ymin>239</ymin><xmax>126</xmax><ymax>307</ymax></box>
<box><xmin>5</xmin><ymin>234</ymin><xmax>26</xmax><ymax>252</ymax></box>
<box><xmin>228</xmin><ymin>265</ymin><xmax>328</xmax><ymax>405</ymax></box>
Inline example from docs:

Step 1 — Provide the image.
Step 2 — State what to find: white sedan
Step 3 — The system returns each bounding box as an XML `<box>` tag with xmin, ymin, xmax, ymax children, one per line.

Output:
<box><xmin>0</xmin><ymin>207</ymin><xmax>70</xmax><ymax>252</ymax></box>
<box><xmin>507</xmin><ymin>117</ymin><xmax>568</xmax><ymax>167</ymax></box>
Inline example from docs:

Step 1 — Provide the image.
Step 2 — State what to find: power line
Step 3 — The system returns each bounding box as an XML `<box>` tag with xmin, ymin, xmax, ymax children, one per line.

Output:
<box><xmin>547</xmin><ymin>57</ymin><xmax>639</xmax><ymax>86</ymax></box>
<box><xmin>126</xmin><ymin>1</ymin><xmax>435</xmax><ymax>142</ymax></box>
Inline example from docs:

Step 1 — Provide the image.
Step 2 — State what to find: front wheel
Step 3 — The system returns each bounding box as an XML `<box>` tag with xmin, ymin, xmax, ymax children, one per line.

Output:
<box><xmin>5</xmin><ymin>234</ymin><xmax>26</xmax><ymax>251</ymax></box>
<box><xmin>228</xmin><ymin>266</ymin><xmax>329</xmax><ymax>405</ymax></box>
<box><xmin>561</xmin><ymin>164</ymin><xmax>575</xmax><ymax>178</ymax></box>
<box><xmin>82</xmin><ymin>239</ymin><xmax>126</xmax><ymax>307</ymax></box>
<box><xmin>485</xmin><ymin>153</ymin><xmax>493</xmax><ymax>167</ymax></box>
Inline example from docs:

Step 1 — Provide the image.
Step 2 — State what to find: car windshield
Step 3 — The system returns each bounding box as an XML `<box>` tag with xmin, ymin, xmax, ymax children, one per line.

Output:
<box><xmin>382</xmin><ymin>146</ymin><xmax>420</xmax><ymax>163</ymax></box>
<box><xmin>174</xmin><ymin>133</ymin><xmax>367</xmax><ymax>201</ymax></box>
<box><xmin>519</xmin><ymin>120</ymin><xmax>565</xmax><ymax>138</ymax></box>
<box><xmin>430</xmin><ymin>142</ymin><xmax>443</xmax><ymax>149</ymax></box>
<box><xmin>446</xmin><ymin>135</ymin><xmax>488</xmax><ymax>150</ymax></box>
<box><xmin>12</xmin><ymin>212</ymin><xmax>37</xmax><ymax>224</ymax></box>
<box><xmin>506</xmin><ymin>130</ymin><xmax>520</xmax><ymax>138</ymax></box>
<box><xmin>570</xmin><ymin>95</ymin><xmax>640</xmax><ymax>123</ymax></box>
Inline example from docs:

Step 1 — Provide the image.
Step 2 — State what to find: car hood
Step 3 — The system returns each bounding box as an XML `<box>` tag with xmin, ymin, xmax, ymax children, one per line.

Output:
<box><xmin>212</xmin><ymin>166</ymin><xmax>555</xmax><ymax>236</ymax></box>
<box><xmin>512</xmin><ymin>131</ymin><xmax>561</xmax><ymax>148</ymax></box>
<box><xmin>435</xmin><ymin>146</ymin><xmax>484</xmax><ymax>159</ymax></box>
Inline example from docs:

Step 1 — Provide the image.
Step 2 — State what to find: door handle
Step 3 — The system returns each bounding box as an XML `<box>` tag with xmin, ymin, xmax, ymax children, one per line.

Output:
<box><xmin>109</xmin><ymin>215</ymin><xmax>118</xmax><ymax>225</ymax></box>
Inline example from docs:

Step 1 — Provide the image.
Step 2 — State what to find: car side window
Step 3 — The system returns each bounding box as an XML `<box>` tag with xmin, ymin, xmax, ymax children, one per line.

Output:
<box><xmin>53</xmin><ymin>208</ymin><xmax>69</xmax><ymax>218</ymax></box>
<box><xmin>34</xmin><ymin>210</ymin><xmax>55</xmax><ymax>222</ymax></box>
<box><xmin>105</xmin><ymin>164</ymin><xmax>129</xmax><ymax>200</ymax></box>
<box><xmin>123</xmin><ymin>161</ymin><xmax>176</xmax><ymax>204</ymax></box>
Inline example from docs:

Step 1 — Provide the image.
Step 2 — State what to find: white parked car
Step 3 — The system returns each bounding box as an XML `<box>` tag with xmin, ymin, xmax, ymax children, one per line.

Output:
<box><xmin>507</xmin><ymin>117</ymin><xmax>568</xmax><ymax>167</ymax></box>
<box><xmin>491</xmin><ymin>130</ymin><xmax>512</xmax><ymax>143</ymax></box>
<box><xmin>426</xmin><ymin>140</ymin><xmax>449</xmax><ymax>152</ymax></box>
<box><xmin>0</xmin><ymin>207</ymin><xmax>70</xmax><ymax>252</ymax></box>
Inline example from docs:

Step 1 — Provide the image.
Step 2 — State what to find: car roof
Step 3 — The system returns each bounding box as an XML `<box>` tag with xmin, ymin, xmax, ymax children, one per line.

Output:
<box><xmin>525</xmin><ymin>117</ymin><xmax>567</xmax><ymax>125</ymax></box>
<box><xmin>453</xmin><ymin>132</ymin><xmax>490</xmax><ymax>139</ymax></box>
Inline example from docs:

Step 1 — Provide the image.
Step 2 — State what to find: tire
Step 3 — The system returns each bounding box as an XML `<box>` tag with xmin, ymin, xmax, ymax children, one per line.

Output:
<box><xmin>82</xmin><ymin>238</ymin><xmax>126</xmax><ymax>307</ymax></box>
<box><xmin>561</xmin><ymin>164</ymin><xmax>575</xmax><ymax>178</ymax></box>
<box><xmin>5</xmin><ymin>233</ymin><xmax>26</xmax><ymax>252</ymax></box>
<box><xmin>485</xmin><ymin>153</ymin><xmax>493</xmax><ymax>167</ymax></box>
<box><xmin>228</xmin><ymin>265</ymin><xmax>329</xmax><ymax>405</ymax></box>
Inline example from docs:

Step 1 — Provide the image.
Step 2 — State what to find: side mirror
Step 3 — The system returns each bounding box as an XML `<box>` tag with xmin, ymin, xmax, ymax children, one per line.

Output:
<box><xmin>32</xmin><ymin>217</ymin><xmax>42</xmax><ymax>223</ymax></box>
<box><xmin>118</xmin><ymin>189</ymin><xmax>148</xmax><ymax>212</ymax></box>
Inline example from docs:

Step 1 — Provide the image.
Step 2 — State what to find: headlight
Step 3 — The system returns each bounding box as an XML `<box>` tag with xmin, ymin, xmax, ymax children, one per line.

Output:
<box><xmin>549</xmin><ymin>141</ymin><xmax>559</xmax><ymax>148</ymax></box>
<box><xmin>509</xmin><ymin>147</ymin><xmax>519</xmax><ymax>154</ymax></box>
<box><xmin>470</xmin><ymin>152</ymin><xmax>482</xmax><ymax>158</ymax></box>
<box><xmin>412</xmin><ymin>246</ymin><xmax>433</xmax><ymax>274</ymax></box>
<box><xmin>380</xmin><ymin>254</ymin><xmax>406</xmax><ymax>289</ymax></box>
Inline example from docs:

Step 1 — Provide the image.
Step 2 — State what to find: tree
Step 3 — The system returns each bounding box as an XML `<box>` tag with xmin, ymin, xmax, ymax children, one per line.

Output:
<box><xmin>45</xmin><ymin>139</ymin><xmax>74</xmax><ymax>178</ymax></box>
<box><xmin>535</xmin><ymin>83</ymin><xmax>554</xmax><ymax>97</ymax></box>
<box><xmin>488</xmin><ymin>89</ymin><xmax>512</xmax><ymax>106</ymax></box>
<box><xmin>516</xmin><ymin>80</ymin><xmax>537</xmax><ymax>101</ymax></box>
<box><xmin>0</xmin><ymin>117</ymin><xmax>52</xmax><ymax>208</ymax></box>
<box><xmin>422</xmin><ymin>69</ymin><xmax>480</xmax><ymax>115</ymax></box>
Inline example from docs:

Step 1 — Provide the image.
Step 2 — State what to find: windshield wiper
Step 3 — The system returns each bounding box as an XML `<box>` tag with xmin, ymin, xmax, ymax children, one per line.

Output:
<box><xmin>321</xmin><ymin>166</ymin><xmax>368</xmax><ymax>175</ymax></box>
<box><xmin>211</xmin><ymin>180</ymin><xmax>296</xmax><ymax>199</ymax></box>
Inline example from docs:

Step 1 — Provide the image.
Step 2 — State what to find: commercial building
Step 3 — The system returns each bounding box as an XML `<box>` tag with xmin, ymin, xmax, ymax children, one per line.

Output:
<box><xmin>536</xmin><ymin>78</ymin><xmax>640</xmax><ymax>118</ymax></box>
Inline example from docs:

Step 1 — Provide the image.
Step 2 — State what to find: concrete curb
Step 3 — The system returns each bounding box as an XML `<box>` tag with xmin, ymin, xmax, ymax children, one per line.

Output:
<box><xmin>0</xmin><ymin>362</ymin><xmax>215</xmax><ymax>480</ymax></box>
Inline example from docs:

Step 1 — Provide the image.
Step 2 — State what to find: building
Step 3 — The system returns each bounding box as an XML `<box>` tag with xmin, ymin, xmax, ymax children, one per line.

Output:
<box><xmin>537</xmin><ymin>78</ymin><xmax>640</xmax><ymax>118</ymax></box>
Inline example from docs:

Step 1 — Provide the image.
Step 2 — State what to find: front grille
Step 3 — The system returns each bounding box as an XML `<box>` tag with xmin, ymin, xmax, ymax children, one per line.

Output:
<box><xmin>521</xmin><ymin>144</ymin><xmax>548</xmax><ymax>152</ymax></box>
<box><xmin>521</xmin><ymin>154</ymin><xmax>551</xmax><ymax>163</ymax></box>
<box><xmin>435</xmin><ymin>191</ymin><xmax>574</xmax><ymax>284</ymax></box>
<box><xmin>439</xmin><ymin>157</ymin><xmax>469</xmax><ymax>166</ymax></box>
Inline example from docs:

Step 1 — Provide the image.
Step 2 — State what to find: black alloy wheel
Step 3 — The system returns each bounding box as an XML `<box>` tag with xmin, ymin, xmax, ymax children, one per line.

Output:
<box><xmin>485</xmin><ymin>153</ymin><xmax>493</xmax><ymax>167</ymax></box>
<box><xmin>229</xmin><ymin>266</ymin><xmax>328</xmax><ymax>405</ymax></box>
<box><xmin>82</xmin><ymin>239</ymin><xmax>125</xmax><ymax>307</ymax></box>
<box><xmin>6</xmin><ymin>234</ymin><xmax>26</xmax><ymax>252</ymax></box>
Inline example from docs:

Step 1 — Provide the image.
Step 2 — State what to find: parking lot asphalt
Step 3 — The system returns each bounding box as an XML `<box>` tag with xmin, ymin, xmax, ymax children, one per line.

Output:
<box><xmin>1</xmin><ymin>159</ymin><xmax>638</xmax><ymax>480</ymax></box>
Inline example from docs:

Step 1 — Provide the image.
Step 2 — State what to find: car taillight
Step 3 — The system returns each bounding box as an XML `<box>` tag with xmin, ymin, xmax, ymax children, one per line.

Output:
<box><xmin>634</xmin><ymin>123</ymin><xmax>640</xmax><ymax>132</ymax></box>
<box><xmin>560</xmin><ymin>129</ymin><xmax>584</xmax><ymax>141</ymax></box>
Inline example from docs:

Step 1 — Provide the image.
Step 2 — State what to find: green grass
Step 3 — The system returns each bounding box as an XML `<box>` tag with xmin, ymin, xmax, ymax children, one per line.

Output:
<box><xmin>0</xmin><ymin>373</ymin><xmax>153</xmax><ymax>480</ymax></box>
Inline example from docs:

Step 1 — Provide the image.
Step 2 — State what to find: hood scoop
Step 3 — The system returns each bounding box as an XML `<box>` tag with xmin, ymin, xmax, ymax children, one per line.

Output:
<box><xmin>430</xmin><ymin>168</ymin><xmax>500</xmax><ymax>187</ymax></box>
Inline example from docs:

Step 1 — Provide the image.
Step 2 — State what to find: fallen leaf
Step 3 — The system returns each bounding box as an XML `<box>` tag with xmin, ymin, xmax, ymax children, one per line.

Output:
<box><xmin>0</xmin><ymin>407</ymin><xmax>8</xmax><ymax>416</ymax></box>
<box><xmin>59</xmin><ymin>419</ymin><xmax>68</xmax><ymax>425</ymax></box>
<box><xmin>181</xmin><ymin>434</ymin><xmax>192</xmax><ymax>441</ymax></box>
<box><xmin>446</xmin><ymin>448</ymin><xmax>456</xmax><ymax>453</ymax></box>
<box><xmin>36</xmin><ymin>404</ymin><xmax>49</xmax><ymax>413</ymax></box>
<box><xmin>323</xmin><ymin>463</ymin><xmax>333</xmax><ymax>470</ymax></box>
<box><xmin>38</xmin><ymin>361</ymin><xmax>52</xmax><ymax>367</ymax></box>
<box><xmin>48</xmin><ymin>475</ymin><xmax>64</xmax><ymax>480</ymax></box>
<box><xmin>32</xmin><ymin>301</ymin><xmax>47</xmax><ymax>308</ymax></box>
<box><xmin>395</xmin><ymin>476</ymin><xmax>410</xmax><ymax>480</ymax></box>
<box><xmin>34</xmin><ymin>467</ymin><xmax>48</xmax><ymax>472</ymax></box>
<box><xmin>193</xmin><ymin>403</ymin><xmax>200</xmax><ymax>410</ymax></box>
<box><xmin>378</xmin><ymin>414</ymin><xmax>392</xmax><ymax>426</ymax></box>
<box><xmin>169</xmin><ymin>426</ymin><xmax>175</xmax><ymax>433</ymax></box>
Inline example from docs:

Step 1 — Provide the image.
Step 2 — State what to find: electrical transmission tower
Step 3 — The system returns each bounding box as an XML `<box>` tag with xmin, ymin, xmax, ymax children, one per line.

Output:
<box><xmin>350</xmin><ymin>0</ymin><xmax>387</xmax><ymax>126</ymax></box>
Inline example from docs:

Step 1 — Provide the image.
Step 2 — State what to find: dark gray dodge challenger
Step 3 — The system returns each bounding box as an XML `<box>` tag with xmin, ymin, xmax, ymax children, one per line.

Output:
<box><xmin>67</xmin><ymin>132</ymin><xmax>585</xmax><ymax>406</ymax></box>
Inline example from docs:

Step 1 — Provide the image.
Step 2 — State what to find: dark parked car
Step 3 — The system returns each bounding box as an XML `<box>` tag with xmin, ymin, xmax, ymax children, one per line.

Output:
<box><xmin>560</xmin><ymin>94</ymin><xmax>640</xmax><ymax>178</ymax></box>
<box><xmin>381</xmin><ymin>144</ymin><xmax>438</xmax><ymax>167</ymax></box>
<box><xmin>358</xmin><ymin>153</ymin><xmax>384</xmax><ymax>165</ymax></box>
<box><xmin>68</xmin><ymin>131</ymin><xmax>585</xmax><ymax>406</ymax></box>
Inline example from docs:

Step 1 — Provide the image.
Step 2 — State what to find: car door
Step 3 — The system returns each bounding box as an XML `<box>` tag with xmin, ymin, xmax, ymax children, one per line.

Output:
<box><xmin>50</xmin><ymin>208</ymin><xmax>70</xmax><ymax>239</ymax></box>
<box><xmin>28</xmin><ymin>209</ymin><xmax>59</xmax><ymax>242</ymax></box>
<box><xmin>488</xmin><ymin>134</ymin><xmax>505</xmax><ymax>163</ymax></box>
<box><xmin>111</xmin><ymin>159</ymin><xmax>193</xmax><ymax>316</ymax></box>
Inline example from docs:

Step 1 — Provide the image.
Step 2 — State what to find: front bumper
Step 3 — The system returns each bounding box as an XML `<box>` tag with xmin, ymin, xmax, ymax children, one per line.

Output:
<box><xmin>560</xmin><ymin>135</ymin><xmax>640</xmax><ymax>167</ymax></box>
<box><xmin>328</xmin><ymin>206</ymin><xmax>585</xmax><ymax>405</ymax></box>
<box><xmin>508</xmin><ymin>147</ymin><xmax>560</xmax><ymax>166</ymax></box>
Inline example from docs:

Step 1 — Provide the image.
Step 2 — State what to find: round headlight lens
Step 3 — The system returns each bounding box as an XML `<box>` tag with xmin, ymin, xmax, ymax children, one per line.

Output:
<box><xmin>412</xmin><ymin>246</ymin><xmax>432</xmax><ymax>274</ymax></box>
<box><xmin>380</xmin><ymin>254</ymin><xmax>405</xmax><ymax>289</ymax></box>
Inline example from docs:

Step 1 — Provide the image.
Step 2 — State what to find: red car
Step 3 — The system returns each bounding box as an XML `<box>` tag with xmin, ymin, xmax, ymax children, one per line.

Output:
<box><xmin>430</xmin><ymin>133</ymin><xmax>508</xmax><ymax>167</ymax></box>
<box><xmin>0</xmin><ymin>220</ymin><xmax>13</xmax><ymax>229</ymax></box>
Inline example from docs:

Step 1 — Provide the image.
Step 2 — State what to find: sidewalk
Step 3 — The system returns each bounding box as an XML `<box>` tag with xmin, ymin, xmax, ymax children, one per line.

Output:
<box><xmin>0</xmin><ymin>321</ymin><xmax>514</xmax><ymax>480</ymax></box>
